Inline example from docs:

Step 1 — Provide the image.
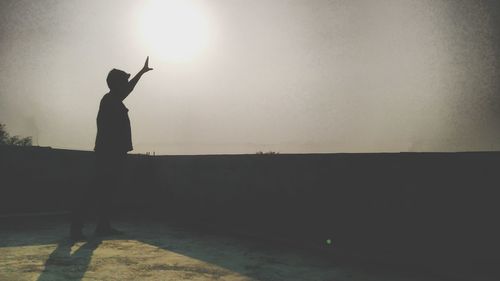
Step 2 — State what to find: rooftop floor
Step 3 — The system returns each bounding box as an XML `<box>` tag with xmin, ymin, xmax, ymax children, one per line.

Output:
<box><xmin>1</xmin><ymin>216</ymin><xmax>447</xmax><ymax>281</ymax></box>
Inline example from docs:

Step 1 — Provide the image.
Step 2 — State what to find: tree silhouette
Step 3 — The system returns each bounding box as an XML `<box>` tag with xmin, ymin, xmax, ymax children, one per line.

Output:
<box><xmin>0</xmin><ymin>123</ymin><xmax>32</xmax><ymax>146</ymax></box>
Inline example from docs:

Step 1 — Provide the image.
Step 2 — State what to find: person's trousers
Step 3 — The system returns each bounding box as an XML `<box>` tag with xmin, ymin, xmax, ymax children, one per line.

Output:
<box><xmin>70</xmin><ymin>152</ymin><xmax>126</xmax><ymax>234</ymax></box>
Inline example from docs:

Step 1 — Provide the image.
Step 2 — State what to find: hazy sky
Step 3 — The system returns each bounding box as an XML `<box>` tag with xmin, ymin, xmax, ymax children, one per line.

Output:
<box><xmin>1</xmin><ymin>0</ymin><xmax>500</xmax><ymax>154</ymax></box>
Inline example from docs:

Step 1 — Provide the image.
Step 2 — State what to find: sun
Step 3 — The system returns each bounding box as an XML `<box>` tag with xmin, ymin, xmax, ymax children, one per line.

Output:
<box><xmin>137</xmin><ymin>0</ymin><xmax>213</xmax><ymax>62</ymax></box>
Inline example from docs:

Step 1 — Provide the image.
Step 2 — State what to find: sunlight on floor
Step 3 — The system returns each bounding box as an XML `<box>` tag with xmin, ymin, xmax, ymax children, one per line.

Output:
<box><xmin>1</xmin><ymin>240</ymin><xmax>252</xmax><ymax>281</ymax></box>
<box><xmin>0</xmin><ymin>219</ymin><xmax>445</xmax><ymax>281</ymax></box>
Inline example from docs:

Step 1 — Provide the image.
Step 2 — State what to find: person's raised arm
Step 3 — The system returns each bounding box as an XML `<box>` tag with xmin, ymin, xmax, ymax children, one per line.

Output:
<box><xmin>120</xmin><ymin>56</ymin><xmax>153</xmax><ymax>100</ymax></box>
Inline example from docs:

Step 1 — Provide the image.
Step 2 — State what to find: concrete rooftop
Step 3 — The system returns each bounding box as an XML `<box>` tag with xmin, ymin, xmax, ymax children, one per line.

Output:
<box><xmin>0</xmin><ymin>215</ymin><xmax>451</xmax><ymax>281</ymax></box>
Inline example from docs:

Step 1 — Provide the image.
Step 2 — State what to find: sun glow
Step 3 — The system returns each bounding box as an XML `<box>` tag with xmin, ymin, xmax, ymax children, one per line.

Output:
<box><xmin>138</xmin><ymin>0</ymin><xmax>213</xmax><ymax>62</ymax></box>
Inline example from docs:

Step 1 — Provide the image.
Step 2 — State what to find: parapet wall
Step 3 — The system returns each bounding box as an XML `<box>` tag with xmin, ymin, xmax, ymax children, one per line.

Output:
<box><xmin>1</xmin><ymin>145</ymin><xmax>498</xmax><ymax>269</ymax></box>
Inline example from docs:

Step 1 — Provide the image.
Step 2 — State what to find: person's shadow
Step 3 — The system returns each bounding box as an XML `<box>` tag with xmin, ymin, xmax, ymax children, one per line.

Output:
<box><xmin>36</xmin><ymin>238</ymin><xmax>102</xmax><ymax>281</ymax></box>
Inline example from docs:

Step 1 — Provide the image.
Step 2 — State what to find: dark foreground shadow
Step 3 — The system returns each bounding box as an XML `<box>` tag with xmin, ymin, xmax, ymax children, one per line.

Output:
<box><xmin>36</xmin><ymin>238</ymin><xmax>102</xmax><ymax>281</ymax></box>
<box><xmin>0</xmin><ymin>217</ymin><xmax>464</xmax><ymax>281</ymax></box>
<box><xmin>24</xmin><ymin>222</ymin><xmax>338</xmax><ymax>281</ymax></box>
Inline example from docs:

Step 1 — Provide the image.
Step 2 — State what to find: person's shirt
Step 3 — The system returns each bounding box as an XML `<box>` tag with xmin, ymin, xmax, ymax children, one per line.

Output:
<box><xmin>94</xmin><ymin>93</ymin><xmax>132</xmax><ymax>153</ymax></box>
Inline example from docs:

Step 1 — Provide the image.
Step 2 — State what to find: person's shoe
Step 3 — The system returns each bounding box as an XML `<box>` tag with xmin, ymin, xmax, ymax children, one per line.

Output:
<box><xmin>94</xmin><ymin>227</ymin><xmax>125</xmax><ymax>237</ymax></box>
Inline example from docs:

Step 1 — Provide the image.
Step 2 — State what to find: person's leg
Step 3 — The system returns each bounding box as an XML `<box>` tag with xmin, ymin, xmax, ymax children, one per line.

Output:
<box><xmin>95</xmin><ymin>200</ymin><xmax>111</xmax><ymax>231</ymax></box>
<box><xmin>95</xmin><ymin>152</ymin><xmax>126</xmax><ymax>235</ymax></box>
<box><xmin>69</xmin><ymin>204</ymin><xmax>85</xmax><ymax>239</ymax></box>
<box><xmin>70</xmin><ymin>154</ymin><xmax>100</xmax><ymax>240</ymax></box>
<box><xmin>69</xmin><ymin>178</ymin><xmax>94</xmax><ymax>239</ymax></box>
<box><xmin>95</xmin><ymin>152</ymin><xmax>111</xmax><ymax>232</ymax></box>
<box><xmin>95</xmin><ymin>180</ymin><xmax>112</xmax><ymax>231</ymax></box>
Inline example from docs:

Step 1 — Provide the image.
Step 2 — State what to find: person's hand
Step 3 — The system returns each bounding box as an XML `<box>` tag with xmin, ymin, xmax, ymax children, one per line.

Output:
<box><xmin>141</xmin><ymin>56</ymin><xmax>153</xmax><ymax>74</ymax></box>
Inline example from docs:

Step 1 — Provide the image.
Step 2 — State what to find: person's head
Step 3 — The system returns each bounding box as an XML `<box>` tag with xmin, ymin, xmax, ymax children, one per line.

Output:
<box><xmin>106</xmin><ymin>69</ymin><xmax>131</xmax><ymax>92</ymax></box>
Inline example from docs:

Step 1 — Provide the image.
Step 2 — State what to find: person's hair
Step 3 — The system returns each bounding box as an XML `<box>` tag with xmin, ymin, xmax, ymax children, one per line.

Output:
<box><xmin>106</xmin><ymin>69</ymin><xmax>130</xmax><ymax>91</ymax></box>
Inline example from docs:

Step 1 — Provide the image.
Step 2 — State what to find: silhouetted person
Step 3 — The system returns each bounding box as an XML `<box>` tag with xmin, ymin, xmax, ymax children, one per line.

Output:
<box><xmin>70</xmin><ymin>57</ymin><xmax>153</xmax><ymax>240</ymax></box>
